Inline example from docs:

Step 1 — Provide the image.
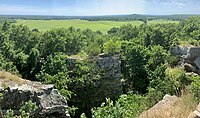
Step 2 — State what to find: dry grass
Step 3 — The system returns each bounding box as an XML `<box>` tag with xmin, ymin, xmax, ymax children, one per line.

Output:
<box><xmin>169</xmin><ymin>93</ymin><xmax>197</xmax><ymax>118</ymax></box>
<box><xmin>139</xmin><ymin>93</ymin><xmax>198</xmax><ymax>118</ymax></box>
<box><xmin>0</xmin><ymin>71</ymin><xmax>26</xmax><ymax>85</ymax></box>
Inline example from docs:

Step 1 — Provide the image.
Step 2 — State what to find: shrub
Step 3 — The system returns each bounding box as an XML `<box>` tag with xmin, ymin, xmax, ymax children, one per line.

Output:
<box><xmin>189</xmin><ymin>76</ymin><xmax>200</xmax><ymax>101</ymax></box>
<box><xmin>20</xmin><ymin>100</ymin><xmax>38</xmax><ymax>117</ymax></box>
<box><xmin>103</xmin><ymin>38</ymin><xmax>121</xmax><ymax>55</ymax></box>
<box><xmin>167</xmin><ymin>55</ymin><xmax>179</xmax><ymax>67</ymax></box>
<box><xmin>91</xmin><ymin>94</ymin><xmax>147</xmax><ymax>118</ymax></box>
<box><xmin>147</xmin><ymin>66</ymin><xmax>187</xmax><ymax>106</ymax></box>
<box><xmin>1</xmin><ymin>100</ymin><xmax>38</xmax><ymax>118</ymax></box>
<box><xmin>86</xmin><ymin>42</ymin><xmax>101</xmax><ymax>56</ymax></box>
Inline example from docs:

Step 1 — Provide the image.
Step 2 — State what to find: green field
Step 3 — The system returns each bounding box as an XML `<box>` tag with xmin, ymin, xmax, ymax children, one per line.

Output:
<box><xmin>16</xmin><ymin>19</ymin><xmax>179</xmax><ymax>34</ymax></box>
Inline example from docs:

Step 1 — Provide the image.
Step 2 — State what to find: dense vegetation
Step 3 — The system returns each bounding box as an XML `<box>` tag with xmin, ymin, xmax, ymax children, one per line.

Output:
<box><xmin>1</xmin><ymin>17</ymin><xmax>200</xmax><ymax>118</ymax></box>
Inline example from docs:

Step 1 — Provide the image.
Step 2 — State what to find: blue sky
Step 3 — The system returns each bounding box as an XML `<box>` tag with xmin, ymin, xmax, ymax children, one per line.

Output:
<box><xmin>0</xmin><ymin>0</ymin><xmax>199</xmax><ymax>16</ymax></box>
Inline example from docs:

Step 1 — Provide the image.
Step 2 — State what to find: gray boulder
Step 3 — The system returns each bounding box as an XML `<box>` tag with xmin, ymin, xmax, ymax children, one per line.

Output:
<box><xmin>170</xmin><ymin>45</ymin><xmax>188</xmax><ymax>56</ymax></box>
<box><xmin>0</xmin><ymin>71</ymin><xmax>70</xmax><ymax>118</ymax></box>
<box><xmin>171</xmin><ymin>45</ymin><xmax>200</xmax><ymax>74</ymax></box>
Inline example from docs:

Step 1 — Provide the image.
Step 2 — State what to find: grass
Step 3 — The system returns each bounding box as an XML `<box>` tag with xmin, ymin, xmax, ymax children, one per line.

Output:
<box><xmin>16</xmin><ymin>19</ymin><xmax>179</xmax><ymax>34</ymax></box>
<box><xmin>148</xmin><ymin>19</ymin><xmax>179</xmax><ymax>25</ymax></box>
<box><xmin>0</xmin><ymin>71</ymin><xmax>26</xmax><ymax>85</ymax></box>
<box><xmin>139</xmin><ymin>92</ymin><xmax>197</xmax><ymax>118</ymax></box>
<box><xmin>169</xmin><ymin>93</ymin><xmax>197</xmax><ymax>118</ymax></box>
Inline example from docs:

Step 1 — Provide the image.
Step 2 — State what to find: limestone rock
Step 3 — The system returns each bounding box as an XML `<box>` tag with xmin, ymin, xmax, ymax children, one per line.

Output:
<box><xmin>170</xmin><ymin>45</ymin><xmax>188</xmax><ymax>56</ymax></box>
<box><xmin>0</xmin><ymin>71</ymin><xmax>70</xmax><ymax>118</ymax></box>
<box><xmin>185</xmin><ymin>47</ymin><xmax>200</xmax><ymax>61</ymax></box>
<box><xmin>96</xmin><ymin>54</ymin><xmax>121</xmax><ymax>79</ymax></box>
<box><xmin>139</xmin><ymin>94</ymin><xmax>179</xmax><ymax>118</ymax></box>
<box><xmin>171</xmin><ymin>45</ymin><xmax>200</xmax><ymax>74</ymax></box>
<box><xmin>184</xmin><ymin>63</ymin><xmax>197</xmax><ymax>72</ymax></box>
<box><xmin>194</xmin><ymin>56</ymin><xmax>200</xmax><ymax>69</ymax></box>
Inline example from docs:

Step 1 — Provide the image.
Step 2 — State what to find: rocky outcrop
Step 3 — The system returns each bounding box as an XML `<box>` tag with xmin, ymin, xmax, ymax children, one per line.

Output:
<box><xmin>68</xmin><ymin>54</ymin><xmax>122</xmax><ymax>117</ymax></box>
<box><xmin>139</xmin><ymin>94</ymin><xmax>179</xmax><ymax>118</ymax></box>
<box><xmin>96</xmin><ymin>54</ymin><xmax>121</xmax><ymax>79</ymax></box>
<box><xmin>0</xmin><ymin>71</ymin><xmax>70</xmax><ymax>118</ymax></box>
<box><xmin>171</xmin><ymin>45</ymin><xmax>200</xmax><ymax>74</ymax></box>
<box><xmin>170</xmin><ymin>45</ymin><xmax>188</xmax><ymax>56</ymax></box>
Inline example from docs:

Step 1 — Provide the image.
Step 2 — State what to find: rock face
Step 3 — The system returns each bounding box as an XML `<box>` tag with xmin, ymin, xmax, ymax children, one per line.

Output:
<box><xmin>0</xmin><ymin>71</ymin><xmax>70</xmax><ymax>118</ymax></box>
<box><xmin>68</xmin><ymin>54</ymin><xmax>122</xmax><ymax>116</ymax></box>
<box><xmin>171</xmin><ymin>45</ymin><xmax>200</xmax><ymax>74</ymax></box>
<box><xmin>139</xmin><ymin>94</ymin><xmax>179</xmax><ymax>118</ymax></box>
<box><xmin>170</xmin><ymin>45</ymin><xmax>188</xmax><ymax>56</ymax></box>
<box><xmin>96</xmin><ymin>54</ymin><xmax>121</xmax><ymax>79</ymax></box>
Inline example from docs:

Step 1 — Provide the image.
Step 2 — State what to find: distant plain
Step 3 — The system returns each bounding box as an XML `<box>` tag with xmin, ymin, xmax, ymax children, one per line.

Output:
<box><xmin>16</xmin><ymin>19</ymin><xmax>179</xmax><ymax>34</ymax></box>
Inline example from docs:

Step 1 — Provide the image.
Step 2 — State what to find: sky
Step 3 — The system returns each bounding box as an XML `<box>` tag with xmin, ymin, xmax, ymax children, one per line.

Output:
<box><xmin>0</xmin><ymin>0</ymin><xmax>200</xmax><ymax>16</ymax></box>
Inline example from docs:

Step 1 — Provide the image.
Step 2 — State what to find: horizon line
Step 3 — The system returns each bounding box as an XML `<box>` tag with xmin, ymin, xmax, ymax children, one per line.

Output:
<box><xmin>0</xmin><ymin>13</ymin><xmax>200</xmax><ymax>17</ymax></box>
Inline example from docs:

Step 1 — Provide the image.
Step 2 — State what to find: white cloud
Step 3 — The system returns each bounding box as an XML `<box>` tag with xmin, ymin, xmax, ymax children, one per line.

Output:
<box><xmin>153</xmin><ymin>0</ymin><xmax>186</xmax><ymax>7</ymax></box>
<box><xmin>171</xmin><ymin>1</ymin><xmax>186</xmax><ymax>7</ymax></box>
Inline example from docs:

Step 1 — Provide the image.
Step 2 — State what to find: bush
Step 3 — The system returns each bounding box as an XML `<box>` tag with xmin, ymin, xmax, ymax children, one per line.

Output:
<box><xmin>1</xmin><ymin>100</ymin><xmax>38</xmax><ymax>118</ymax></box>
<box><xmin>189</xmin><ymin>76</ymin><xmax>200</xmax><ymax>101</ymax></box>
<box><xmin>0</xmin><ymin>54</ymin><xmax>18</xmax><ymax>74</ymax></box>
<box><xmin>91</xmin><ymin>94</ymin><xmax>147</xmax><ymax>118</ymax></box>
<box><xmin>167</xmin><ymin>55</ymin><xmax>179</xmax><ymax>67</ymax></box>
<box><xmin>19</xmin><ymin>100</ymin><xmax>38</xmax><ymax>117</ymax></box>
<box><xmin>103</xmin><ymin>38</ymin><xmax>121</xmax><ymax>55</ymax></box>
<box><xmin>147</xmin><ymin>66</ymin><xmax>187</xmax><ymax>106</ymax></box>
<box><xmin>86</xmin><ymin>42</ymin><xmax>101</xmax><ymax>56</ymax></box>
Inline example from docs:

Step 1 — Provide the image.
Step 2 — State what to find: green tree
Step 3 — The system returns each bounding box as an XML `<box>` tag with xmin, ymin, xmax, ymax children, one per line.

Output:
<box><xmin>26</xmin><ymin>48</ymin><xmax>40</xmax><ymax>80</ymax></box>
<box><xmin>147</xmin><ymin>45</ymin><xmax>168</xmax><ymax>71</ymax></box>
<box><xmin>122</xmin><ymin>44</ymin><xmax>148</xmax><ymax>93</ymax></box>
<box><xmin>2</xmin><ymin>20</ymin><xmax>11</xmax><ymax>32</ymax></box>
<box><xmin>118</xmin><ymin>24</ymin><xmax>138</xmax><ymax>41</ymax></box>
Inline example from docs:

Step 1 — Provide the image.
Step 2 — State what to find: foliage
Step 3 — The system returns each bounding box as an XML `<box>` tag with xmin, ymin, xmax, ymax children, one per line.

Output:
<box><xmin>1</xmin><ymin>100</ymin><xmax>38</xmax><ymax>118</ymax></box>
<box><xmin>19</xmin><ymin>100</ymin><xmax>38</xmax><ymax>118</ymax></box>
<box><xmin>147</xmin><ymin>66</ymin><xmax>187</xmax><ymax>106</ymax></box>
<box><xmin>37</xmin><ymin>53</ymin><xmax>71</xmax><ymax>99</ymax></box>
<box><xmin>91</xmin><ymin>94</ymin><xmax>147</xmax><ymax>118</ymax></box>
<box><xmin>103</xmin><ymin>38</ymin><xmax>121</xmax><ymax>54</ymax></box>
<box><xmin>0</xmin><ymin>54</ymin><xmax>18</xmax><ymax>73</ymax></box>
<box><xmin>4</xmin><ymin>109</ymin><xmax>14</xmax><ymax>118</ymax></box>
<box><xmin>122</xmin><ymin>44</ymin><xmax>148</xmax><ymax>93</ymax></box>
<box><xmin>189</xmin><ymin>76</ymin><xmax>200</xmax><ymax>101</ymax></box>
<box><xmin>147</xmin><ymin>45</ymin><xmax>168</xmax><ymax>71</ymax></box>
<box><xmin>1</xmin><ymin>17</ymin><xmax>200</xmax><ymax>118</ymax></box>
<box><xmin>167</xmin><ymin>55</ymin><xmax>179</xmax><ymax>67</ymax></box>
<box><xmin>85</xmin><ymin>42</ymin><xmax>101</xmax><ymax>56</ymax></box>
<box><xmin>122</xmin><ymin>43</ymin><xmax>169</xmax><ymax>93</ymax></box>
